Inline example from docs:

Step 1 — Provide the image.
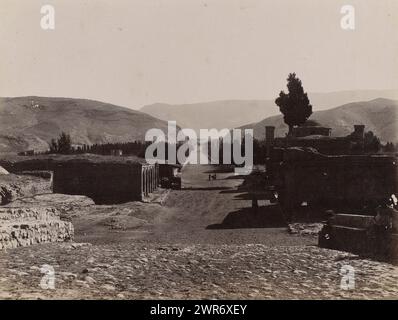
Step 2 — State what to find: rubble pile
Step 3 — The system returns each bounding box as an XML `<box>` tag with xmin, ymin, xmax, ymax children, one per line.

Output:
<box><xmin>0</xmin><ymin>207</ymin><xmax>74</xmax><ymax>250</ymax></box>
<box><xmin>0</xmin><ymin>174</ymin><xmax>51</xmax><ymax>205</ymax></box>
<box><xmin>288</xmin><ymin>223</ymin><xmax>323</xmax><ymax>236</ymax></box>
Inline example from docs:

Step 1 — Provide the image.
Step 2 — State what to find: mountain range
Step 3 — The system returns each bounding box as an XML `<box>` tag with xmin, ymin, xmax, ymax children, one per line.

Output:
<box><xmin>0</xmin><ymin>91</ymin><xmax>396</xmax><ymax>154</ymax></box>
<box><xmin>141</xmin><ymin>90</ymin><xmax>398</xmax><ymax>132</ymax></box>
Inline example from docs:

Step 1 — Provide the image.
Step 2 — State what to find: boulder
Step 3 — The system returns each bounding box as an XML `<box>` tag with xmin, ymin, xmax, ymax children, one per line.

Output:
<box><xmin>0</xmin><ymin>166</ymin><xmax>9</xmax><ymax>175</ymax></box>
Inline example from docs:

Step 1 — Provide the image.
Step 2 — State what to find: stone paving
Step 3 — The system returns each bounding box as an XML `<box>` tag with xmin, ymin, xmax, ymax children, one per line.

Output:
<box><xmin>1</xmin><ymin>242</ymin><xmax>397</xmax><ymax>299</ymax></box>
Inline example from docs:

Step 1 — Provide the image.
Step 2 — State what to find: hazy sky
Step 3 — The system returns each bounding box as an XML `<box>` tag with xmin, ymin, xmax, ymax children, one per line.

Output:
<box><xmin>0</xmin><ymin>0</ymin><xmax>397</xmax><ymax>109</ymax></box>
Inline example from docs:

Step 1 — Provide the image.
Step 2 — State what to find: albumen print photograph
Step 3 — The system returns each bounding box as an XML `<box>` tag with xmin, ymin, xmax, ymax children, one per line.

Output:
<box><xmin>0</xmin><ymin>0</ymin><xmax>397</xmax><ymax>305</ymax></box>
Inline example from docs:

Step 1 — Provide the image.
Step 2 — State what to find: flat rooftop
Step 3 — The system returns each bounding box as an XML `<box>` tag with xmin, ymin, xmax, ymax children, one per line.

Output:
<box><xmin>0</xmin><ymin>153</ymin><xmax>148</xmax><ymax>166</ymax></box>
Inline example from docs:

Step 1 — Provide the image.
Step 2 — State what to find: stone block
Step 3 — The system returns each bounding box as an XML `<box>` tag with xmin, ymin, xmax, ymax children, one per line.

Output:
<box><xmin>0</xmin><ymin>207</ymin><xmax>74</xmax><ymax>250</ymax></box>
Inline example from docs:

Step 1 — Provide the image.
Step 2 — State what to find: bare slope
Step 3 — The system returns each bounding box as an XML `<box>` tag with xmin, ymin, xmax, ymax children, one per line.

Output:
<box><xmin>141</xmin><ymin>90</ymin><xmax>398</xmax><ymax>131</ymax></box>
<box><xmin>241</xmin><ymin>98</ymin><xmax>398</xmax><ymax>142</ymax></box>
<box><xmin>0</xmin><ymin>96</ymin><xmax>169</xmax><ymax>153</ymax></box>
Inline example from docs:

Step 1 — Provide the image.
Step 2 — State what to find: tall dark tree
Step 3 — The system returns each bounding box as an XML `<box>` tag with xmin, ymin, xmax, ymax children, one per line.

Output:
<box><xmin>275</xmin><ymin>73</ymin><xmax>313</xmax><ymax>135</ymax></box>
<box><xmin>49</xmin><ymin>138</ymin><xmax>58</xmax><ymax>153</ymax></box>
<box><xmin>56</xmin><ymin>132</ymin><xmax>72</xmax><ymax>154</ymax></box>
<box><xmin>363</xmin><ymin>131</ymin><xmax>381</xmax><ymax>153</ymax></box>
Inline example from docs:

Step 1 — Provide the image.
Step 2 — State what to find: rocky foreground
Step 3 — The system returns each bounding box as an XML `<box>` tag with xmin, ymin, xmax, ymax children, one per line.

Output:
<box><xmin>1</xmin><ymin>164</ymin><xmax>397</xmax><ymax>300</ymax></box>
<box><xmin>1</xmin><ymin>242</ymin><xmax>398</xmax><ymax>300</ymax></box>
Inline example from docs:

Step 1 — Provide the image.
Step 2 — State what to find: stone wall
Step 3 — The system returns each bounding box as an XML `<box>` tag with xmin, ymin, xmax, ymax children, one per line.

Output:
<box><xmin>271</xmin><ymin>147</ymin><xmax>397</xmax><ymax>214</ymax></box>
<box><xmin>53</xmin><ymin>162</ymin><xmax>158</xmax><ymax>204</ymax></box>
<box><xmin>0</xmin><ymin>207</ymin><xmax>74</xmax><ymax>250</ymax></box>
<box><xmin>273</xmin><ymin>136</ymin><xmax>353</xmax><ymax>155</ymax></box>
<box><xmin>265</xmin><ymin>124</ymin><xmax>365</xmax><ymax>155</ymax></box>
<box><xmin>319</xmin><ymin>211</ymin><xmax>398</xmax><ymax>261</ymax></box>
<box><xmin>291</xmin><ymin>126</ymin><xmax>331</xmax><ymax>138</ymax></box>
<box><xmin>0</xmin><ymin>158</ymin><xmax>55</xmax><ymax>173</ymax></box>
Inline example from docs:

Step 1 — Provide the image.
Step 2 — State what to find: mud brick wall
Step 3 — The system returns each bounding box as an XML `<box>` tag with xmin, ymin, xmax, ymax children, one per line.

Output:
<box><xmin>0</xmin><ymin>207</ymin><xmax>74</xmax><ymax>250</ymax></box>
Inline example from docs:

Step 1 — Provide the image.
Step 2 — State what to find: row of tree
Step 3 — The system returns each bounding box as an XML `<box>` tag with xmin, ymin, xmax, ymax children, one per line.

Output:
<box><xmin>47</xmin><ymin>132</ymin><xmax>187</xmax><ymax>162</ymax></box>
<box><xmin>49</xmin><ymin>132</ymin><xmax>153</xmax><ymax>158</ymax></box>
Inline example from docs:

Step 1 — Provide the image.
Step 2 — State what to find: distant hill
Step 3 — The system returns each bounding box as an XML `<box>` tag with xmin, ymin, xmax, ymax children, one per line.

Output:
<box><xmin>1</xmin><ymin>93</ymin><xmax>396</xmax><ymax>154</ymax></box>
<box><xmin>141</xmin><ymin>90</ymin><xmax>398</xmax><ymax>132</ymax></box>
<box><xmin>141</xmin><ymin>100</ymin><xmax>273</xmax><ymax>133</ymax></box>
<box><xmin>240</xmin><ymin>98</ymin><xmax>398</xmax><ymax>143</ymax></box>
<box><xmin>0</xmin><ymin>96</ymin><xmax>169</xmax><ymax>153</ymax></box>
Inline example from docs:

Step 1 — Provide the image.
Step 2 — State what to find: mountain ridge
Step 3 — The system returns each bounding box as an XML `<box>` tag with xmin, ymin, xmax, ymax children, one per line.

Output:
<box><xmin>1</xmin><ymin>94</ymin><xmax>396</xmax><ymax>154</ymax></box>
<box><xmin>141</xmin><ymin>90</ymin><xmax>398</xmax><ymax>132</ymax></box>
<box><xmin>0</xmin><ymin>96</ymin><xmax>170</xmax><ymax>153</ymax></box>
<box><xmin>240</xmin><ymin>98</ymin><xmax>398</xmax><ymax>143</ymax></box>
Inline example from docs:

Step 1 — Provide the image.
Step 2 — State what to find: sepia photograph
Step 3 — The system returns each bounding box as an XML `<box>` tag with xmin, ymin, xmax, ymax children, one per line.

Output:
<box><xmin>0</xmin><ymin>0</ymin><xmax>397</xmax><ymax>310</ymax></box>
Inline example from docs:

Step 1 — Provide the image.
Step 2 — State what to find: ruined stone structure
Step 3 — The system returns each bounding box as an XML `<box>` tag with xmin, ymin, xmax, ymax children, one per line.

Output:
<box><xmin>53</xmin><ymin>159</ymin><xmax>159</xmax><ymax>204</ymax></box>
<box><xmin>291</xmin><ymin>126</ymin><xmax>331</xmax><ymax>138</ymax></box>
<box><xmin>269</xmin><ymin>147</ymin><xmax>397</xmax><ymax>215</ymax></box>
<box><xmin>264</xmin><ymin>123</ymin><xmax>397</xmax><ymax>259</ymax></box>
<box><xmin>17</xmin><ymin>150</ymin><xmax>34</xmax><ymax>156</ymax></box>
<box><xmin>265</xmin><ymin>124</ymin><xmax>365</xmax><ymax>155</ymax></box>
<box><xmin>319</xmin><ymin>210</ymin><xmax>398</xmax><ymax>261</ymax></box>
<box><xmin>0</xmin><ymin>207</ymin><xmax>74</xmax><ymax>250</ymax></box>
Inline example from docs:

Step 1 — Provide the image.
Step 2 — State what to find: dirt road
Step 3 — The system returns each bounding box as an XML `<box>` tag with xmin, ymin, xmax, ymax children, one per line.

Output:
<box><xmin>71</xmin><ymin>164</ymin><xmax>312</xmax><ymax>246</ymax></box>
<box><xmin>143</xmin><ymin>164</ymin><xmax>312</xmax><ymax>246</ymax></box>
